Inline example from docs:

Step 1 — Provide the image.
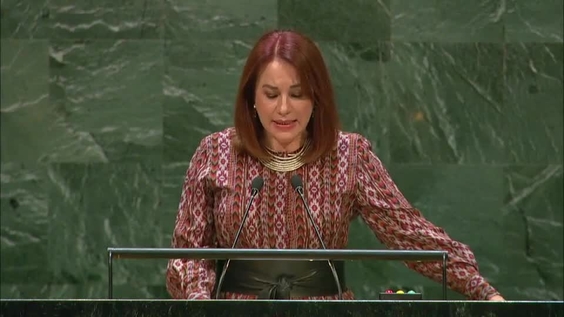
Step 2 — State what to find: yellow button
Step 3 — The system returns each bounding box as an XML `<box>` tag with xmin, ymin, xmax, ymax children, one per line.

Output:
<box><xmin>396</xmin><ymin>290</ymin><xmax>404</xmax><ymax>294</ymax></box>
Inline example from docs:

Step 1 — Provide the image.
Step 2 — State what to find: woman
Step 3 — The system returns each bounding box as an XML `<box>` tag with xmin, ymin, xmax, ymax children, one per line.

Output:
<box><xmin>166</xmin><ymin>29</ymin><xmax>504</xmax><ymax>301</ymax></box>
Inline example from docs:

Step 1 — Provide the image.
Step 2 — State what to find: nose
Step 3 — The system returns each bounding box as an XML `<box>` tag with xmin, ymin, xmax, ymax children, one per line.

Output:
<box><xmin>278</xmin><ymin>96</ymin><xmax>290</xmax><ymax>115</ymax></box>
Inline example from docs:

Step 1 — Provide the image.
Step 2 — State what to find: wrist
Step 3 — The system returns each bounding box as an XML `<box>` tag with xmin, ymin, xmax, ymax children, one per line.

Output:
<box><xmin>187</xmin><ymin>292</ymin><xmax>210</xmax><ymax>300</ymax></box>
<box><xmin>466</xmin><ymin>275</ymin><xmax>499</xmax><ymax>300</ymax></box>
<box><xmin>487</xmin><ymin>294</ymin><xmax>505</xmax><ymax>301</ymax></box>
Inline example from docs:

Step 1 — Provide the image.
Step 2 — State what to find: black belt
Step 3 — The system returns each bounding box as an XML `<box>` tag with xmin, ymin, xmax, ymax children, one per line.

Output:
<box><xmin>215</xmin><ymin>260</ymin><xmax>346</xmax><ymax>299</ymax></box>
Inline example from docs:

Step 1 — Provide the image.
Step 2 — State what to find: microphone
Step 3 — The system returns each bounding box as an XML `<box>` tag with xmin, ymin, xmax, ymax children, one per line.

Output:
<box><xmin>214</xmin><ymin>176</ymin><xmax>264</xmax><ymax>299</ymax></box>
<box><xmin>290</xmin><ymin>174</ymin><xmax>343</xmax><ymax>300</ymax></box>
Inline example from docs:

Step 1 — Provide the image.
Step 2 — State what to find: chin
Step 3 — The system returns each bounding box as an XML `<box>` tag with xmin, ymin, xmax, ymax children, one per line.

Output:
<box><xmin>268</xmin><ymin>132</ymin><xmax>301</xmax><ymax>146</ymax></box>
<box><xmin>274</xmin><ymin>135</ymin><xmax>297</xmax><ymax>144</ymax></box>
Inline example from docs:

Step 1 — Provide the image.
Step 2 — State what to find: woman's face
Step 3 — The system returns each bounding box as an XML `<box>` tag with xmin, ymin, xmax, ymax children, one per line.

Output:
<box><xmin>254</xmin><ymin>59</ymin><xmax>314</xmax><ymax>153</ymax></box>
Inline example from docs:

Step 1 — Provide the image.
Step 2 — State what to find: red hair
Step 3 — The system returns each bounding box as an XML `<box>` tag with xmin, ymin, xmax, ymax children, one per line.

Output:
<box><xmin>233</xmin><ymin>29</ymin><xmax>341</xmax><ymax>163</ymax></box>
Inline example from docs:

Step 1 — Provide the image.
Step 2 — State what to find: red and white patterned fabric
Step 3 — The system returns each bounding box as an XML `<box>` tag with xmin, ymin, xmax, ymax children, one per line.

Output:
<box><xmin>166</xmin><ymin>127</ymin><xmax>500</xmax><ymax>300</ymax></box>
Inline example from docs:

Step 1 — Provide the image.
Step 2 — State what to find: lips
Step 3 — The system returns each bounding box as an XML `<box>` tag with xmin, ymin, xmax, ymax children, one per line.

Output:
<box><xmin>273</xmin><ymin>120</ymin><xmax>296</xmax><ymax>125</ymax></box>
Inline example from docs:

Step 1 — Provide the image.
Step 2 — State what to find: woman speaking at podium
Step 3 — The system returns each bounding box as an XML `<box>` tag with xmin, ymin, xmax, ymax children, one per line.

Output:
<box><xmin>165</xmin><ymin>29</ymin><xmax>504</xmax><ymax>302</ymax></box>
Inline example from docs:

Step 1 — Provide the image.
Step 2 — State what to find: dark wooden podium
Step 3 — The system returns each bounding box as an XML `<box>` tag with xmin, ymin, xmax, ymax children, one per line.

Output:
<box><xmin>1</xmin><ymin>299</ymin><xmax>562</xmax><ymax>317</ymax></box>
<box><xmin>5</xmin><ymin>248</ymin><xmax>561</xmax><ymax>317</ymax></box>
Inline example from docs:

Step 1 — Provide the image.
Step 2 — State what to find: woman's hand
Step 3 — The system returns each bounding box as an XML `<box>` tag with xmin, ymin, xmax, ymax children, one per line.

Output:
<box><xmin>489</xmin><ymin>294</ymin><xmax>505</xmax><ymax>301</ymax></box>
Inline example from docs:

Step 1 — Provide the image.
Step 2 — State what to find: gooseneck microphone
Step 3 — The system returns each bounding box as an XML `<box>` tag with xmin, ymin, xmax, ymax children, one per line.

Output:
<box><xmin>290</xmin><ymin>174</ymin><xmax>343</xmax><ymax>300</ymax></box>
<box><xmin>214</xmin><ymin>176</ymin><xmax>264</xmax><ymax>299</ymax></box>
<box><xmin>231</xmin><ymin>176</ymin><xmax>264</xmax><ymax>249</ymax></box>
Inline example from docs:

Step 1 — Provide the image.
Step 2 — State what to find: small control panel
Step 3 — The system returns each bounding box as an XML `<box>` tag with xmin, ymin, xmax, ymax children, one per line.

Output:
<box><xmin>378</xmin><ymin>289</ymin><xmax>423</xmax><ymax>300</ymax></box>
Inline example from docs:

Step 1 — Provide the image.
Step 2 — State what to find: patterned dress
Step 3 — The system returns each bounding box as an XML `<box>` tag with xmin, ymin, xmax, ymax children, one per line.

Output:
<box><xmin>166</xmin><ymin>127</ymin><xmax>500</xmax><ymax>300</ymax></box>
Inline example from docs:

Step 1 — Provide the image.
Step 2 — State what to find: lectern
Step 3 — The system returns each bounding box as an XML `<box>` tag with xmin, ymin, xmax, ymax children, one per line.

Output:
<box><xmin>1</xmin><ymin>247</ymin><xmax>561</xmax><ymax>317</ymax></box>
<box><xmin>107</xmin><ymin>247</ymin><xmax>448</xmax><ymax>300</ymax></box>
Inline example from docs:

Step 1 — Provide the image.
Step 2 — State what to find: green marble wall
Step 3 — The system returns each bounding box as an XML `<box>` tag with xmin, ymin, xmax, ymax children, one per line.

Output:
<box><xmin>1</xmin><ymin>0</ymin><xmax>562</xmax><ymax>301</ymax></box>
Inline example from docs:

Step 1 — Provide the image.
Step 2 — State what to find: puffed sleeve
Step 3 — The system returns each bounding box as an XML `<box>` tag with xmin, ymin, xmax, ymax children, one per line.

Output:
<box><xmin>166</xmin><ymin>136</ymin><xmax>217</xmax><ymax>299</ymax></box>
<box><xmin>353</xmin><ymin>134</ymin><xmax>500</xmax><ymax>300</ymax></box>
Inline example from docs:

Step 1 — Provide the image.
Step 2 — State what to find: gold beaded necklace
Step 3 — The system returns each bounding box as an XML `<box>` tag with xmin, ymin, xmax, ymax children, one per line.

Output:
<box><xmin>259</xmin><ymin>139</ymin><xmax>311</xmax><ymax>172</ymax></box>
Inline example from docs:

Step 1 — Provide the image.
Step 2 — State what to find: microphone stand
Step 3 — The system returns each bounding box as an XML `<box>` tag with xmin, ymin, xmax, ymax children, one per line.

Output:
<box><xmin>214</xmin><ymin>179</ymin><xmax>262</xmax><ymax>299</ymax></box>
<box><xmin>293</xmin><ymin>176</ymin><xmax>344</xmax><ymax>300</ymax></box>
